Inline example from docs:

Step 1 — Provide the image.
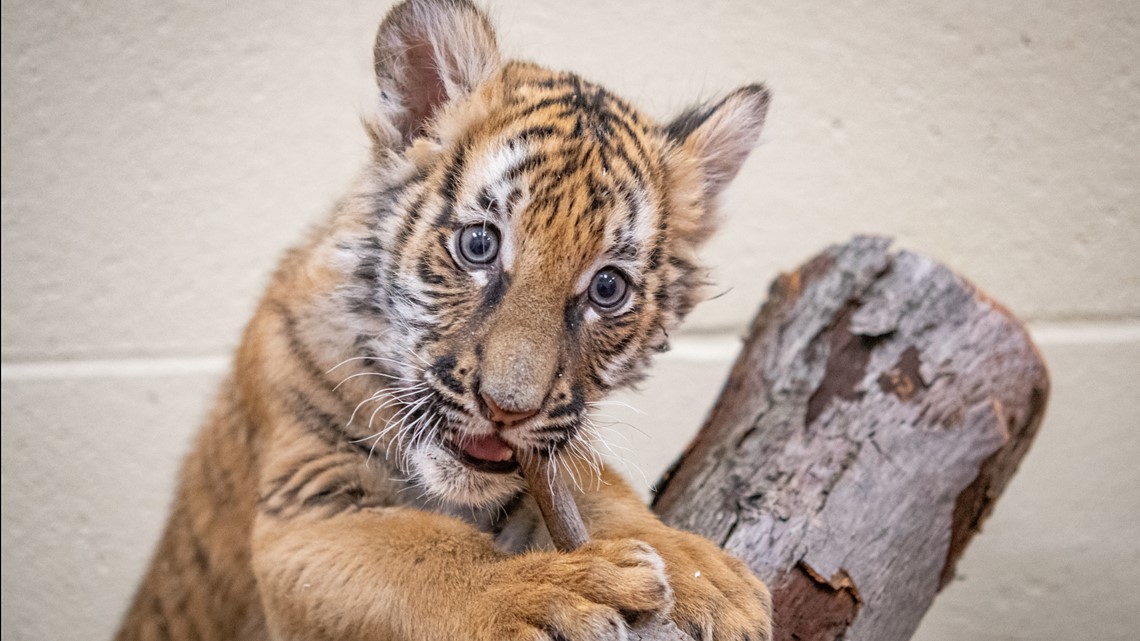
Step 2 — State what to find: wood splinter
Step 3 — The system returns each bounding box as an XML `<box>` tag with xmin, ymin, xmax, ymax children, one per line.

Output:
<box><xmin>519</xmin><ymin>453</ymin><xmax>694</xmax><ymax>641</ymax></box>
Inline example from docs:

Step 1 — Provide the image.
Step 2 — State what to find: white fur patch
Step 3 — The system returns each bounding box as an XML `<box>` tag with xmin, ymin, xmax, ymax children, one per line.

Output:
<box><xmin>407</xmin><ymin>442</ymin><xmax>524</xmax><ymax>508</ymax></box>
<box><xmin>452</xmin><ymin>141</ymin><xmax>531</xmax><ymax>272</ymax></box>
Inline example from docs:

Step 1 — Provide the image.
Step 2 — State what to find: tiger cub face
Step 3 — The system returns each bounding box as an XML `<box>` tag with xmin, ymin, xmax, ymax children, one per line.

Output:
<box><xmin>330</xmin><ymin>0</ymin><xmax>768</xmax><ymax>508</ymax></box>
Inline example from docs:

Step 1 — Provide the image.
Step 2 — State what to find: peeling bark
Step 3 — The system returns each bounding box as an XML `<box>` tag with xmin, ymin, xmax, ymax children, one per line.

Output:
<box><xmin>652</xmin><ymin>236</ymin><xmax>1049</xmax><ymax>641</ymax></box>
<box><xmin>774</xmin><ymin>562</ymin><xmax>862</xmax><ymax>641</ymax></box>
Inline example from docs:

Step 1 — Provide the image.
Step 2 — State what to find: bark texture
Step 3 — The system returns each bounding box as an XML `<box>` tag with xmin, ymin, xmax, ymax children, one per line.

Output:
<box><xmin>651</xmin><ymin>236</ymin><xmax>1049</xmax><ymax>641</ymax></box>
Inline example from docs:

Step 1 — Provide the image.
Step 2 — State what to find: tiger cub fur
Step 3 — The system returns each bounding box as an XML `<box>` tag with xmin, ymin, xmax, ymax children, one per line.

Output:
<box><xmin>115</xmin><ymin>1</ymin><xmax>772</xmax><ymax>639</ymax></box>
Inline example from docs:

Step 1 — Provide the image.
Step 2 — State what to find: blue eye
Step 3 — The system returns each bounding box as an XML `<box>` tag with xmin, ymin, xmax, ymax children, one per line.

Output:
<box><xmin>457</xmin><ymin>225</ymin><xmax>500</xmax><ymax>265</ymax></box>
<box><xmin>589</xmin><ymin>268</ymin><xmax>629</xmax><ymax>311</ymax></box>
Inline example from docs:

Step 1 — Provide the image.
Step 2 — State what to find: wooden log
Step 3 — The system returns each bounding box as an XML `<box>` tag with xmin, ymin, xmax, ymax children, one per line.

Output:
<box><xmin>651</xmin><ymin>236</ymin><xmax>1050</xmax><ymax>641</ymax></box>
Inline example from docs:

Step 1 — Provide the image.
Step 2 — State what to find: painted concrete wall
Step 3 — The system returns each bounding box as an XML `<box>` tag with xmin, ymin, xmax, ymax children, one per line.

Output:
<box><xmin>2</xmin><ymin>1</ymin><xmax>1137</xmax><ymax>639</ymax></box>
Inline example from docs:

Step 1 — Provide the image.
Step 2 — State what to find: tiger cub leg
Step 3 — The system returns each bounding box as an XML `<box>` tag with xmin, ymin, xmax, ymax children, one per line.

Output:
<box><xmin>252</xmin><ymin>507</ymin><xmax>673</xmax><ymax>641</ymax></box>
<box><xmin>576</xmin><ymin>469</ymin><xmax>773</xmax><ymax>641</ymax></box>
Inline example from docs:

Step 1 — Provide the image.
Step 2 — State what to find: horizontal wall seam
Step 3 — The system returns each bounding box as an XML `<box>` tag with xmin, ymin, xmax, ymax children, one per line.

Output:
<box><xmin>1</xmin><ymin>356</ymin><xmax>231</xmax><ymax>381</ymax></box>
<box><xmin>2</xmin><ymin>321</ymin><xmax>1138</xmax><ymax>381</ymax></box>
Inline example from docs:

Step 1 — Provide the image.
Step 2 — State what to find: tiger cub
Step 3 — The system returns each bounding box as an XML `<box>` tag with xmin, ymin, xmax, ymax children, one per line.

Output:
<box><xmin>115</xmin><ymin>1</ymin><xmax>772</xmax><ymax>639</ymax></box>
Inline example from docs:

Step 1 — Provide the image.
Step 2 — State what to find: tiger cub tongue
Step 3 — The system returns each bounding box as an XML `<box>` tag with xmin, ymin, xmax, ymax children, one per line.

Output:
<box><xmin>461</xmin><ymin>433</ymin><xmax>514</xmax><ymax>462</ymax></box>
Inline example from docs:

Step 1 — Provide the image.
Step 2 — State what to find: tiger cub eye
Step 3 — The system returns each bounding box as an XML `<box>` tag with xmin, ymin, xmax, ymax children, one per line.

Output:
<box><xmin>588</xmin><ymin>267</ymin><xmax>629</xmax><ymax>311</ymax></box>
<box><xmin>457</xmin><ymin>225</ymin><xmax>500</xmax><ymax>266</ymax></box>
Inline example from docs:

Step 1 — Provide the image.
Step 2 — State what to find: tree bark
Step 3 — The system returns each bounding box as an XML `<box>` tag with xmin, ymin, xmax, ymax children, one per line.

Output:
<box><xmin>651</xmin><ymin>236</ymin><xmax>1050</xmax><ymax>641</ymax></box>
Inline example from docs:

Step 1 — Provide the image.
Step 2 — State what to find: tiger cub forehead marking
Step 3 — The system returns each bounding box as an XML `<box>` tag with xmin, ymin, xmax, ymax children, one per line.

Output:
<box><xmin>440</xmin><ymin>63</ymin><xmax>666</xmax><ymax>294</ymax></box>
<box><xmin>451</xmin><ymin>141</ymin><xmax>531</xmax><ymax>272</ymax></box>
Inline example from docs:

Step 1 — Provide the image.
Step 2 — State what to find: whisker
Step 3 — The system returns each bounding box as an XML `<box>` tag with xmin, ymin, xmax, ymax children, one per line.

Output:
<box><xmin>401</xmin><ymin>345</ymin><xmax>432</xmax><ymax>367</ymax></box>
<box><xmin>347</xmin><ymin>383</ymin><xmax>427</xmax><ymax>428</ymax></box>
<box><xmin>369</xmin><ymin>395</ymin><xmax>429</xmax><ymax>463</ymax></box>
<box><xmin>586</xmin><ymin>400</ymin><xmax>647</xmax><ymax>416</ymax></box>
<box><xmin>571</xmin><ymin>427</ymin><xmax>605</xmax><ymax>491</ymax></box>
<box><xmin>587</xmin><ymin>411</ymin><xmax>649</xmax><ymax>438</ymax></box>
<box><xmin>385</xmin><ymin>396</ymin><xmax>434</xmax><ymax>461</ymax></box>
<box><xmin>361</xmin><ymin>389</ymin><xmax>429</xmax><ymax>442</ymax></box>
<box><xmin>333</xmin><ymin>370</ymin><xmax>422</xmax><ymax>391</ymax></box>
<box><xmin>583</xmin><ymin>418</ymin><xmax>649</xmax><ymax>490</ymax></box>
<box><xmin>327</xmin><ymin>354</ymin><xmax>424</xmax><ymax>373</ymax></box>
<box><xmin>560</xmin><ymin>437</ymin><xmax>598</xmax><ymax>493</ymax></box>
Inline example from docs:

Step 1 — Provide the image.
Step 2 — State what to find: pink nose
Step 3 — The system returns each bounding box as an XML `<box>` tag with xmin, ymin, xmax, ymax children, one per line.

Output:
<box><xmin>481</xmin><ymin>392</ymin><xmax>539</xmax><ymax>427</ymax></box>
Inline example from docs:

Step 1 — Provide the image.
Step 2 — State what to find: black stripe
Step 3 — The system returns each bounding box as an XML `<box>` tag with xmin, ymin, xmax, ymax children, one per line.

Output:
<box><xmin>512</xmin><ymin>94</ymin><xmax>575</xmax><ymax>121</ymax></box>
<box><xmin>417</xmin><ymin>255</ymin><xmax>446</xmax><ymax>285</ymax></box>
<box><xmin>434</xmin><ymin>145</ymin><xmax>468</xmax><ymax>227</ymax></box>
<box><xmin>489</xmin><ymin>489</ymin><xmax>525</xmax><ymax>535</ymax></box>
<box><xmin>564</xmin><ymin>297</ymin><xmax>583</xmax><ymax>333</ymax></box>
<box><xmin>503</xmin><ymin>151</ymin><xmax>549</xmax><ymax>183</ymax></box>
<box><xmin>511</xmin><ymin>124</ymin><xmax>562</xmax><ymax>144</ymax></box>
<box><xmin>665</xmin><ymin>102</ymin><xmax>717</xmax><ymax>143</ymax></box>
<box><xmin>300</xmin><ymin>482</ymin><xmax>367</xmax><ymax>512</ymax></box>
<box><xmin>393</xmin><ymin>189</ymin><xmax>430</xmax><ymax>257</ymax></box>
<box><xmin>480</xmin><ymin>271</ymin><xmax>511</xmax><ymax>312</ymax></box>
<box><xmin>273</xmin><ymin>304</ymin><xmax>354</xmax><ymax>410</ymax></box>
<box><xmin>431</xmin><ymin>354</ymin><xmax>467</xmax><ymax>396</ymax></box>
<box><xmin>430</xmin><ymin>391</ymin><xmax>468</xmax><ymax>415</ymax></box>
<box><xmin>547</xmin><ymin>384</ymin><xmax>585</xmax><ymax>419</ymax></box>
<box><xmin>281</xmin><ymin>388</ymin><xmax>373</xmax><ymax>456</ymax></box>
<box><xmin>150</xmin><ymin>594</ymin><xmax>173</xmax><ymax>641</ymax></box>
<box><xmin>280</xmin><ymin>458</ymin><xmax>349</xmax><ymax>504</ymax></box>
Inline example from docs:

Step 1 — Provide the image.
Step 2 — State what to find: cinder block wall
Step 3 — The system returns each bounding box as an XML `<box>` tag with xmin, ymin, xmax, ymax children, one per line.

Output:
<box><xmin>2</xmin><ymin>2</ymin><xmax>1137</xmax><ymax>639</ymax></box>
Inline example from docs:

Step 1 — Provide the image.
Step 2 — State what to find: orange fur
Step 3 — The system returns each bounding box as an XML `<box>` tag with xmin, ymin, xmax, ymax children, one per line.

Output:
<box><xmin>116</xmin><ymin>2</ymin><xmax>771</xmax><ymax>639</ymax></box>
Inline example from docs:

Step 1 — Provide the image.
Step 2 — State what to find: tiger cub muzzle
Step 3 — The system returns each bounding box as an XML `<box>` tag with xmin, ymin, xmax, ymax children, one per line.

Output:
<box><xmin>428</xmin><ymin>270</ymin><xmax>585</xmax><ymax>473</ymax></box>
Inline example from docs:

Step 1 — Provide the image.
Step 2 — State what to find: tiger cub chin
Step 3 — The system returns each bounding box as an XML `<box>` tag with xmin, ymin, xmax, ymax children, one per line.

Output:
<box><xmin>116</xmin><ymin>1</ymin><xmax>772</xmax><ymax>639</ymax></box>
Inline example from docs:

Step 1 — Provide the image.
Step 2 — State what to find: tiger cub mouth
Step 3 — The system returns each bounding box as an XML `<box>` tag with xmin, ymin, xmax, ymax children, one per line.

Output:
<box><xmin>441</xmin><ymin>432</ymin><xmax>519</xmax><ymax>474</ymax></box>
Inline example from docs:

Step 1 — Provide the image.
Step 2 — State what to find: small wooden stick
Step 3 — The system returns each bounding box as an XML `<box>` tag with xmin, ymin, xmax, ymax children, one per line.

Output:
<box><xmin>518</xmin><ymin>451</ymin><xmax>694</xmax><ymax>641</ymax></box>
<box><xmin>518</xmin><ymin>452</ymin><xmax>589</xmax><ymax>552</ymax></box>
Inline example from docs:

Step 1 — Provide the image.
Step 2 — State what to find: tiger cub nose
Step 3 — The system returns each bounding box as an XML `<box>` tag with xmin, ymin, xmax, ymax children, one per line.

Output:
<box><xmin>481</xmin><ymin>392</ymin><xmax>539</xmax><ymax>427</ymax></box>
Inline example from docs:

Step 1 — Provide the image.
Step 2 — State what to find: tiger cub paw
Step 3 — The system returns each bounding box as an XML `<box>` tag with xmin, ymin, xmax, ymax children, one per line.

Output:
<box><xmin>476</xmin><ymin>538</ymin><xmax>673</xmax><ymax>641</ymax></box>
<box><xmin>656</xmin><ymin>531</ymin><xmax>772</xmax><ymax>641</ymax></box>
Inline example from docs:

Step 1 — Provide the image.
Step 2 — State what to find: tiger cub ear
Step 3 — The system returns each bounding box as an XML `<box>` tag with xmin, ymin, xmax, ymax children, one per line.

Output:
<box><xmin>369</xmin><ymin>0</ymin><xmax>501</xmax><ymax>149</ymax></box>
<box><xmin>667</xmin><ymin>84</ymin><xmax>770</xmax><ymax>208</ymax></box>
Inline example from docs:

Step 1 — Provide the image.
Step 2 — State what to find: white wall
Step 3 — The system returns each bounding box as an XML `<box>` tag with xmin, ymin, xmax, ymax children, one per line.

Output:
<box><xmin>2</xmin><ymin>1</ymin><xmax>1137</xmax><ymax>639</ymax></box>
